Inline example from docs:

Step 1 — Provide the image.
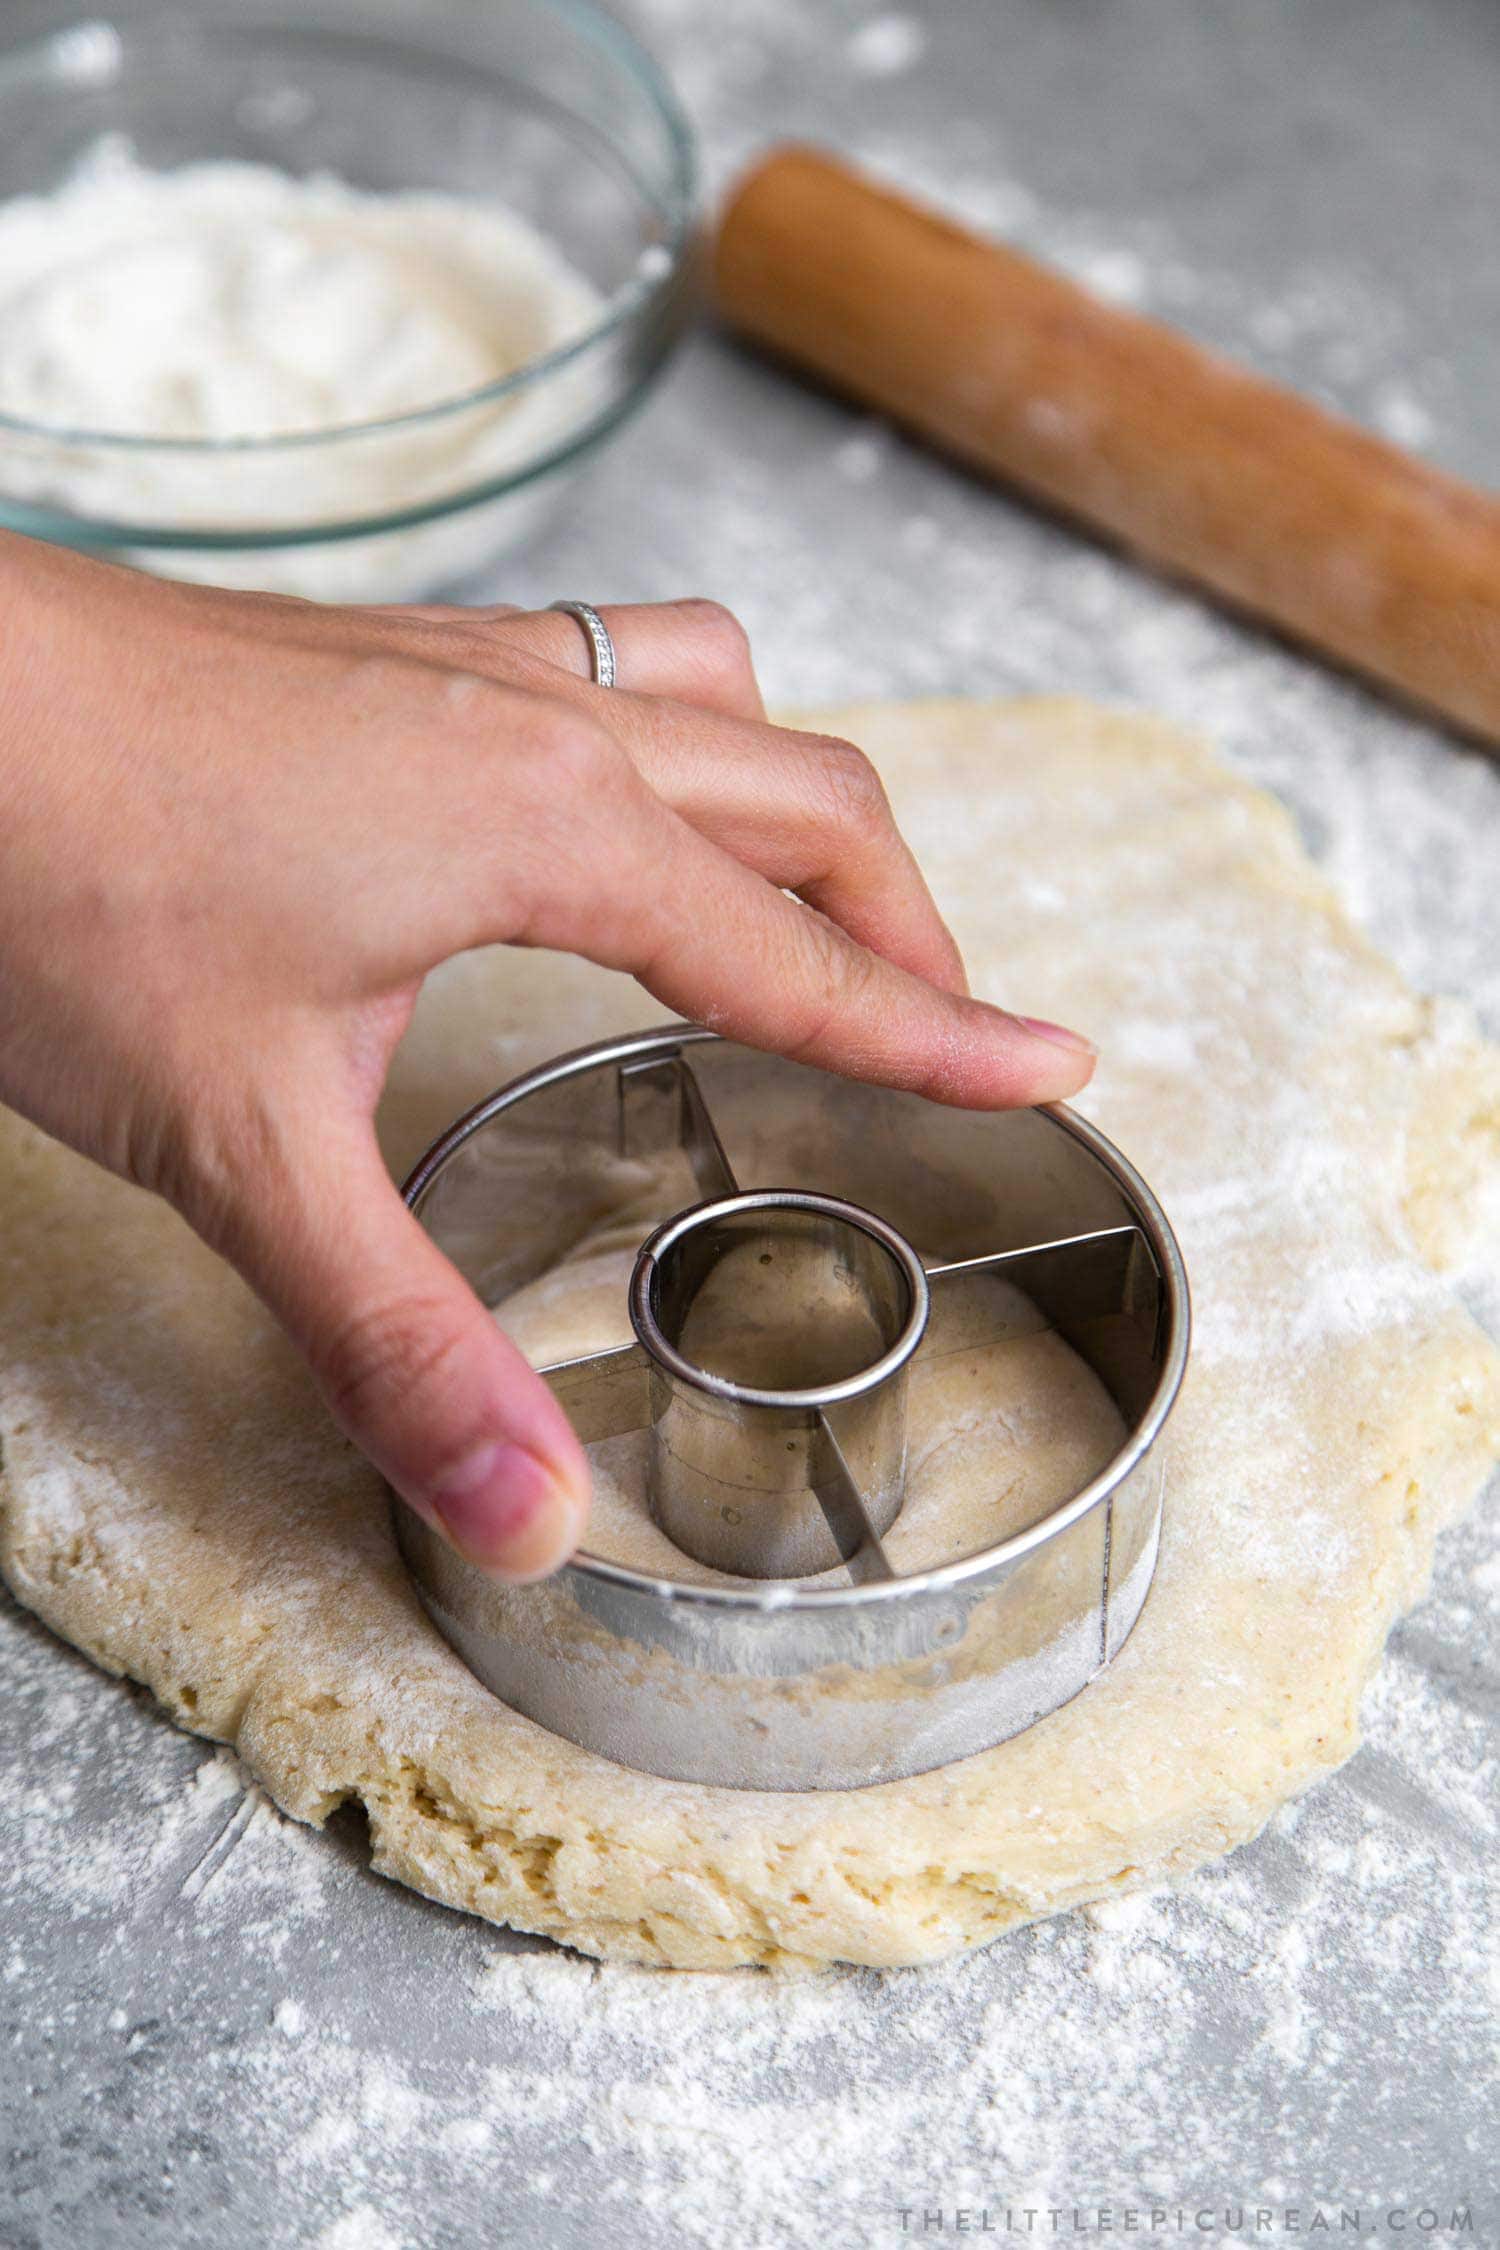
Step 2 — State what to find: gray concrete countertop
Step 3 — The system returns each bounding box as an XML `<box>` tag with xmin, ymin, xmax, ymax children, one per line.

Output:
<box><xmin>3</xmin><ymin>3</ymin><xmax>1498</xmax><ymax>2244</ymax></box>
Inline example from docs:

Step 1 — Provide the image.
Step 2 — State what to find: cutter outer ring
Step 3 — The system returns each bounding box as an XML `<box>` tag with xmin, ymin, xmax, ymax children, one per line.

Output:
<box><xmin>393</xmin><ymin>1026</ymin><xmax>1191</xmax><ymax>1788</ymax></box>
<box><xmin>399</xmin><ymin>1026</ymin><xmax>1190</xmax><ymax>1612</ymax></box>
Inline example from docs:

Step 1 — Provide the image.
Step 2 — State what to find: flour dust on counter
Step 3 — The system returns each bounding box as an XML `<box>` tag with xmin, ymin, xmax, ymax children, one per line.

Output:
<box><xmin>3</xmin><ymin>1534</ymin><xmax>1493</xmax><ymax>2246</ymax></box>
<box><xmin>1</xmin><ymin>697</ymin><xmax>1496</xmax><ymax>1974</ymax></box>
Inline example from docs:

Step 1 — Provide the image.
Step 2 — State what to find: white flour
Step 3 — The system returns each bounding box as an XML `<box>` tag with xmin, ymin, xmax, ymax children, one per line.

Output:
<box><xmin>0</xmin><ymin>142</ymin><xmax>603</xmax><ymax>597</ymax></box>
<box><xmin>847</xmin><ymin>15</ymin><xmax>928</xmax><ymax>77</ymax></box>
<box><xmin>0</xmin><ymin>146</ymin><xmax>589</xmax><ymax>443</ymax></box>
<box><xmin>1</xmin><ymin>4</ymin><xmax>1498</xmax><ymax>2236</ymax></box>
<box><xmin>1</xmin><ymin>679</ymin><xmax>1495</xmax><ymax>2231</ymax></box>
<box><xmin>2</xmin><ymin>1537</ymin><xmax>1494</xmax><ymax>2246</ymax></box>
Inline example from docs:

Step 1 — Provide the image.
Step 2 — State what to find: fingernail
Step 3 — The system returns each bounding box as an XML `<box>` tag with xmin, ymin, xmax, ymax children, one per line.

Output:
<box><xmin>429</xmin><ymin>1441</ymin><xmax>584</xmax><ymax>1581</ymax></box>
<box><xmin>1012</xmin><ymin>1014</ymin><xmax>1097</xmax><ymax>1057</ymax></box>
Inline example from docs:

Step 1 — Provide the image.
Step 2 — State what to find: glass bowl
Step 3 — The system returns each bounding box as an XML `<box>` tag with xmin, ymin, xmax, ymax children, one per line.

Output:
<box><xmin>0</xmin><ymin>0</ymin><xmax>697</xmax><ymax>599</ymax></box>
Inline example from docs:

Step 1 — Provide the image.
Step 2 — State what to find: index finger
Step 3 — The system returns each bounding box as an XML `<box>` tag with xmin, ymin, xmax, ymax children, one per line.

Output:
<box><xmin>500</xmin><ymin>731</ymin><xmax>1096</xmax><ymax>1110</ymax></box>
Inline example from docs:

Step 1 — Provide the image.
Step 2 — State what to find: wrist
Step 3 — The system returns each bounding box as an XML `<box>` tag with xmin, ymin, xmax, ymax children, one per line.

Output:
<box><xmin>0</xmin><ymin>532</ymin><xmax>93</xmax><ymax>699</ymax></box>
<box><xmin>0</xmin><ymin>534</ymin><xmax>113</xmax><ymax>859</ymax></box>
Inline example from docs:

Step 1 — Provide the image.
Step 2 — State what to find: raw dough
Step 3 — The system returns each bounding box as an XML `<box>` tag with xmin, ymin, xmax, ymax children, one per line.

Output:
<box><xmin>2</xmin><ymin>699</ymin><xmax>1497</xmax><ymax>1971</ymax></box>
<box><xmin>492</xmin><ymin>1238</ymin><xmax>1128</xmax><ymax>1585</ymax></box>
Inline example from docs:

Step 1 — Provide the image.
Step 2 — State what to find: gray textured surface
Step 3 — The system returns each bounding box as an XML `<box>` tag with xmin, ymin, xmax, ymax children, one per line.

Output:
<box><xmin>3</xmin><ymin>2</ymin><xmax>1499</xmax><ymax>2245</ymax></box>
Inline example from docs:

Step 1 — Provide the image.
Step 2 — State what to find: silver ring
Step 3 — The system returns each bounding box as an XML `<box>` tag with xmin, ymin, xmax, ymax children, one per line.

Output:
<box><xmin>548</xmin><ymin>600</ymin><xmax>616</xmax><ymax>689</ymax></box>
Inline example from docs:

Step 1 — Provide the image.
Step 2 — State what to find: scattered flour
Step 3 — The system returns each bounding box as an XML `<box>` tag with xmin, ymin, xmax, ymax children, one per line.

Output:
<box><xmin>315</xmin><ymin>2212</ymin><xmax>406</xmax><ymax>2250</ymax></box>
<box><xmin>8</xmin><ymin>1621</ymin><xmax>1485</xmax><ymax>2250</ymax></box>
<box><xmin>0</xmin><ymin>3</ymin><xmax>1496</xmax><ymax>2237</ymax></box>
<box><xmin>848</xmin><ymin>14</ymin><xmax>928</xmax><ymax>77</ymax></box>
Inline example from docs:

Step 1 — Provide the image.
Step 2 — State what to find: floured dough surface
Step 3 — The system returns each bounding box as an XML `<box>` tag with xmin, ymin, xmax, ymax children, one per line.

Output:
<box><xmin>494</xmin><ymin>1243</ymin><xmax>1127</xmax><ymax>1584</ymax></box>
<box><xmin>2</xmin><ymin>698</ymin><xmax>1497</xmax><ymax>1971</ymax></box>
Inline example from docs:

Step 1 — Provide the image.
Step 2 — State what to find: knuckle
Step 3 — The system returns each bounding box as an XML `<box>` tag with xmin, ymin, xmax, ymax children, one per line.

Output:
<box><xmin>823</xmin><ymin>915</ymin><xmax>882</xmax><ymax>1004</ymax></box>
<box><xmin>673</xmin><ymin>597</ymin><xmax>756</xmax><ymax>686</ymax></box>
<box><xmin>433</xmin><ymin>665</ymin><xmax>502</xmax><ymax>732</ymax></box>
<box><xmin>469</xmin><ymin>692</ymin><xmax>622</xmax><ymax>816</ymax></box>
<box><xmin>785</xmin><ymin>910</ymin><xmax>879</xmax><ymax>1059</ymax></box>
<box><xmin>489</xmin><ymin>704</ymin><xmax>631</xmax><ymax>940</ymax></box>
<box><xmin>316</xmin><ymin>1291</ymin><xmax>469</xmax><ymax>1430</ymax></box>
<box><xmin>521</xmin><ymin>699</ymin><xmax>623</xmax><ymax>799</ymax></box>
<box><xmin>808</xmin><ymin>735</ymin><xmax>892</xmax><ymax>841</ymax></box>
<box><xmin>676</xmin><ymin>595</ymin><xmax>749</xmax><ymax>649</ymax></box>
<box><xmin>371</xmin><ymin>651</ymin><xmax>509</xmax><ymax>752</ymax></box>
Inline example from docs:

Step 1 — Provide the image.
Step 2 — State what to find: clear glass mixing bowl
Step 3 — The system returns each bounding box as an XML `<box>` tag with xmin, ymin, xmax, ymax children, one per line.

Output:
<box><xmin>0</xmin><ymin>0</ymin><xmax>697</xmax><ymax>598</ymax></box>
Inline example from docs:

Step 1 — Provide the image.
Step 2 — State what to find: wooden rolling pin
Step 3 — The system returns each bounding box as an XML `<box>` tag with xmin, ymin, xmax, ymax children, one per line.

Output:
<box><xmin>712</xmin><ymin>145</ymin><xmax>1500</xmax><ymax>750</ymax></box>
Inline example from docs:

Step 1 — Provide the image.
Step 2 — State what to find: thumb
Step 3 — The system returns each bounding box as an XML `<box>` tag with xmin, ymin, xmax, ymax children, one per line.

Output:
<box><xmin>241</xmin><ymin>1131</ymin><xmax>590</xmax><ymax>1582</ymax></box>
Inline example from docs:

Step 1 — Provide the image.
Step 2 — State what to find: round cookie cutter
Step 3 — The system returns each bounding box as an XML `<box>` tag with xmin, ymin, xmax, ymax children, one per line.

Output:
<box><xmin>394</xmin><ymin>1027</ymin><xmax>1190</xmax><ymax>1790</ymax></box>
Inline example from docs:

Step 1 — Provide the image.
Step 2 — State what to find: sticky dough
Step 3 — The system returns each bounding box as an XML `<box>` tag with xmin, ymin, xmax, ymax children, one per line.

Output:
<box><xmin>2</xmin><ymin>699</ymin><xmax>1497</xmax><ymax>1971</ymax></box>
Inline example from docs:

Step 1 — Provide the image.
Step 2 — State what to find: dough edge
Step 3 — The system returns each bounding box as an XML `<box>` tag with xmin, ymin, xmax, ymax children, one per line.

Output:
<box><xmin>2</xmin><ymin>695</ymin><xmax>1498</xmax><ymax>1974</ymax></box>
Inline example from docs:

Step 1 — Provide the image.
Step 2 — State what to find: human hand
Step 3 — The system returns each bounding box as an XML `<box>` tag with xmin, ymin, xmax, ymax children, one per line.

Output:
<box><xmin>0</xmin><ymin>536</ymin><xmax>1094</xmax><ymax>1581</ymax></box>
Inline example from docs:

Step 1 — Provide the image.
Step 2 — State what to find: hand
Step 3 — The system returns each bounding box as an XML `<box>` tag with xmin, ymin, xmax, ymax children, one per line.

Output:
<box><xmin>0</xmin><ymin>536</ymin><xmax>1095</xmax><ymax>1581</ymax></box>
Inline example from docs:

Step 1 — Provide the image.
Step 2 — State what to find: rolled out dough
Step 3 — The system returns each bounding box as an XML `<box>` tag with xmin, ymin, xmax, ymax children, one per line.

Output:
<box><xmin>489</xmin><ymin>1235</ymin><xmax>1129</xmax><ymax>1586</ymax></box>
<box><xmin>2</xmin><ymin>699</ymin><xmax>1497</xmax><ymax>1971</ymax></box>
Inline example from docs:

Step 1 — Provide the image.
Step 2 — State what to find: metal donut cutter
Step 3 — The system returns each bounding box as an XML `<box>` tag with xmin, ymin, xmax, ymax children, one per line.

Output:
<box><xmin>394</xmin><ymin>1027</ymin><xmax>1190</xmax><ymax>1791</ymax></box>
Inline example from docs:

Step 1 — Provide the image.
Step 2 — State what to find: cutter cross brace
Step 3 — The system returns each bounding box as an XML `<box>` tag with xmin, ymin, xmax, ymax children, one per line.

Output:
<box><xmin>395</xmin><ymin>1028</ymin><xmax>1189</xmax><ymax>1791</ymax></box>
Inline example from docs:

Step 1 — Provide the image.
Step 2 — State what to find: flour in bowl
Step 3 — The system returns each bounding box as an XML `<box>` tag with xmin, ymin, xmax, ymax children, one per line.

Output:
<box><xmin>0</xmin><ymin>141</ymin><xmax>608</xmax><ymax>597</ymax></box>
